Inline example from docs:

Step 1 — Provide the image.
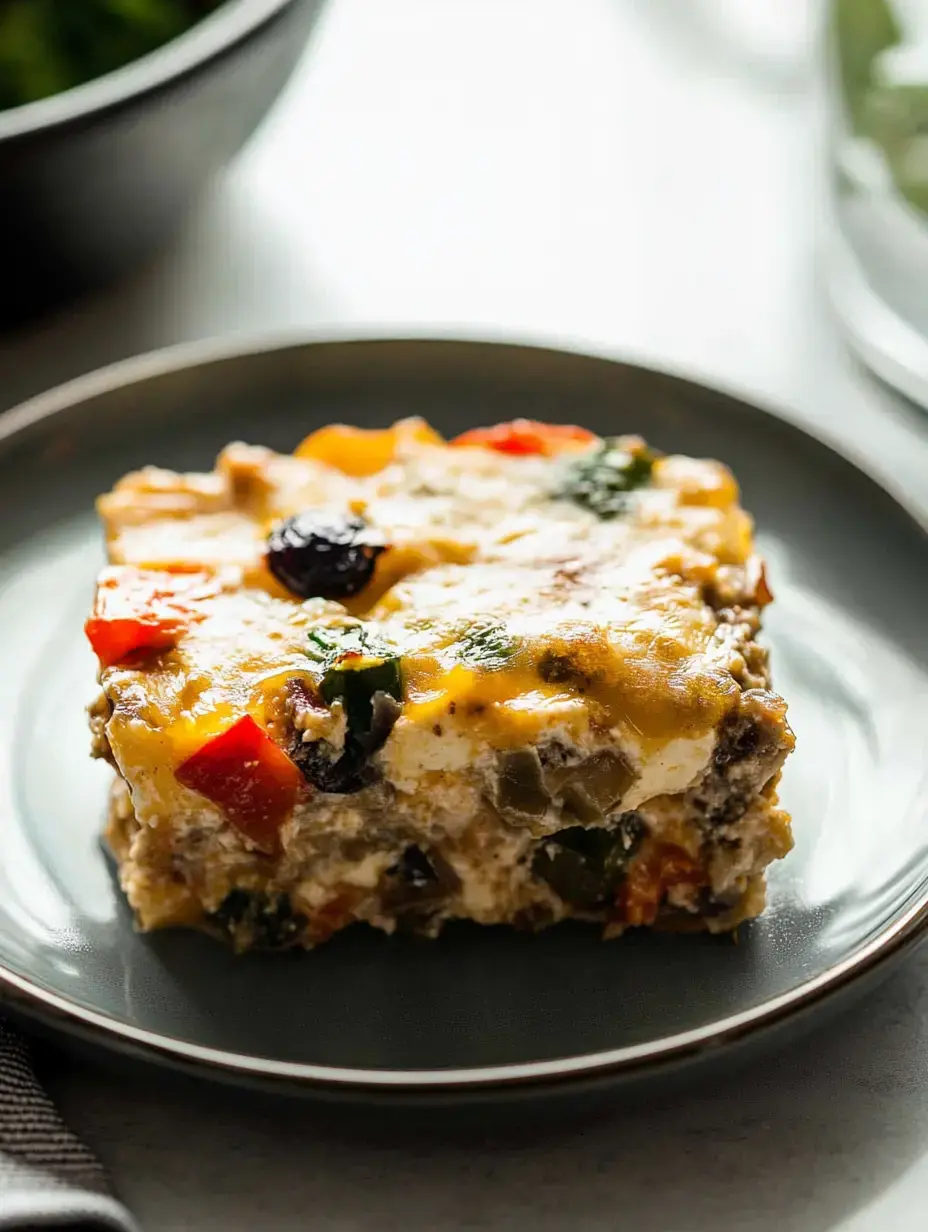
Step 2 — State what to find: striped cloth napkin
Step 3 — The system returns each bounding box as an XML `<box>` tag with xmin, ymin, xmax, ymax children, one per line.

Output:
<box><xmin>0</xmin><ymin>1023</ymin><xmax>136</xmax><ymax>1231</ymax></box>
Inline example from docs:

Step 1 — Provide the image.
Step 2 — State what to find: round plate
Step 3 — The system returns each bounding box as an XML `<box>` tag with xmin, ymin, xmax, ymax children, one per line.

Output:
<box><xmin>2</xmin><ymin>336</ymin><xmax>927</xmax><ymax>1105</ymax></box>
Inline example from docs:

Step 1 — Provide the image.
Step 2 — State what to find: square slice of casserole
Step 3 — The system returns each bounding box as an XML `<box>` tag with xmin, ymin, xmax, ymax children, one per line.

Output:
<box><xmin>86</xmin><ymin>417</ymin><xmax>794</xmax><ymax>950</ymax></box>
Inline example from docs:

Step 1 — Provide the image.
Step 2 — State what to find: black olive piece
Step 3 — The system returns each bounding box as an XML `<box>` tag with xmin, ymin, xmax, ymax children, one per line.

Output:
<box><xmin>532</xmin><ymin>813</ymin><xmax>646</xmax><ymax>909</ymax></box>
<box><xmin>291</xmin><ymin>737</ymin><xmax>374</xmax><ymax>793</ymax></box>
<box><xmin>266</xmin><ymin>512</ymin><xmax>386</xmax><ymax>600</ymax></box>
<box><xmin>292</xmin><ymin>689</ymin><xmax>403</xmax><ymax>794</ymax></box>
<box><xmin>495</xmin><ymin>748</ymin><xmax>551</xmax><ymax>822</ymax></box>
<box><xmin>211</xmin><ymin>890</ymin><xmax>306</xmax><ymax>950</ymax></box>
<box><xmin>380</xmin><ymin>845</ymin><xmax>461</xmax><ymax>913</ymax></box>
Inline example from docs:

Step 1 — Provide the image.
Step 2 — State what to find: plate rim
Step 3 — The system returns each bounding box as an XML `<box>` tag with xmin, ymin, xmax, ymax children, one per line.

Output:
<box><xmin>4</xmin><ymin>328</ymin><xmax>928</xmax><ymax>1097</ymax></box>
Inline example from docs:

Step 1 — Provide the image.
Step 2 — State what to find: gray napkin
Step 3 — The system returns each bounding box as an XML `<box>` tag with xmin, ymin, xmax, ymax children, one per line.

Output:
<box><xmin>0</xmin><ymin>1022</ymin><xmax>136</xmax><ymax>1231</ymax></box>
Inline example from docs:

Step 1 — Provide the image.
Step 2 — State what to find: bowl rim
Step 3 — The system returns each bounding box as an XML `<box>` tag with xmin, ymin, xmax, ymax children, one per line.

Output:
<box><xmin>0</xmin><ymin>0</ymin><xmax>308</xmax><ymax>144</ymax></box>
<box><xmin>3</xmin><ymin>328</ymin><xmax>928</xmax><ymax>1099</ymax></box>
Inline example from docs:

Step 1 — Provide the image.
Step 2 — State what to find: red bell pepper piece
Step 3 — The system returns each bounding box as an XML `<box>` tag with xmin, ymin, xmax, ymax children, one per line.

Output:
<box><xmin>618</xmin><ymin>845</ymin><xmax>705</xmax><ymax>927</ymax></box>
<box><xmin>175</xmin><ymin>715</ymin><xmax>303</xmax><ymax>853</ymax></box>
<box><xmin>450</xmin><ymin>419</ymin><xmax>597</xmax><ymax>456</ymax></box>
<box><xmin>85</xmin><ymin>567</ymin><xmax>217</xmax><ymax>668</ymax></box>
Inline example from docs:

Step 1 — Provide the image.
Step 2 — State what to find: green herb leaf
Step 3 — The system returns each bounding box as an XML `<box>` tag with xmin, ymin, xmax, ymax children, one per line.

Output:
<box><xmin>306</xmin><ymin>624</ymin><xmax>391</xmax><ymax>667</ymax></box>
<box><xmin>456</xmin><ymin>621</ymin><xmax>519</xmax><ymax>671</ymax></box>
<box><xmin>560</xmin><ymin>440</ymin><xmax>655</xmax><ymax>519</ymax></box>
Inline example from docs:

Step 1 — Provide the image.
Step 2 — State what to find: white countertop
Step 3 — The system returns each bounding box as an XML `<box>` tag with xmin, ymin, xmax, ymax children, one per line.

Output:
<box><xmin>4</xmin><ymin>2</ymin><xmax>928</xmax><ymax>1228</ymax></box>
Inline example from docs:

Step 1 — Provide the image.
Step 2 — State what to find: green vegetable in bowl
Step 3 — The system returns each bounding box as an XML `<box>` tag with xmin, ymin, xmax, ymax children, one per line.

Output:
<box><xmin>0</xmin><ymin>0</ymin><xmax>224</xmax><ymax>112</ymax></box>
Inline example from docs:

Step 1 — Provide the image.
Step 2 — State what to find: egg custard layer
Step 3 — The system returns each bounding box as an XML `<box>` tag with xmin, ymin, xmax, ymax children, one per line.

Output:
<box><xmin>87</xmin><ymin>417</ymin><xmax>794</xmax><ymax>950</ymax></box>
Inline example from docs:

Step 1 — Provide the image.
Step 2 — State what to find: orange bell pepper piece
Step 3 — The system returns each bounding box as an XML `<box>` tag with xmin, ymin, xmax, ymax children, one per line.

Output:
<box><xmin>295</xmin><ymin>417</ymin><xmax>444</xmax><ymax>476</ymax></box>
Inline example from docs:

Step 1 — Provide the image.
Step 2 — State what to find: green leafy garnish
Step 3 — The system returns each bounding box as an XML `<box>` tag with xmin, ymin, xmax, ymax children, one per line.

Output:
<box><xmin>306</xmin><ymin>624</ymin><xmax>391</xmax><ymax>668</ymax></box>
<box><xmin>560</xmin><ymin>440</ymin><xmax>655</xmax><ymax>519</ymax></box>
<box><xmin>456</xmin><ymin>621</ymin><xmax>519</xmax><ymax>671</ymax></box>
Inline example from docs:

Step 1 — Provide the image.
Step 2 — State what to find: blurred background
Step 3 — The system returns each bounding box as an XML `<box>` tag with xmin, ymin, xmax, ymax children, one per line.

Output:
<box><xmin>0</xmin><ymin>0</ymin><xmax>925</xmax><ymax>508</ymax></box>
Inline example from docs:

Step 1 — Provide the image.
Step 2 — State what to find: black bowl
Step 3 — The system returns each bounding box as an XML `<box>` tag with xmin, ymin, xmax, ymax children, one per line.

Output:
<box><xmin>0</xmin><ymin>0</ymin><xmax>326</xmax><ymax>327</ymax></box>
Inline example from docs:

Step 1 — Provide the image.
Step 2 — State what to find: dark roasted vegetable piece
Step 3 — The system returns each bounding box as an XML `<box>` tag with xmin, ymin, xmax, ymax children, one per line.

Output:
<box><xmin>712</xmin><ymin>714</ymin><xmax>762</xmax><ymax>769</ymax></box>
<box><xmin>290</xmin><ymin>737</ymin><xmax>370</xmax><ymax>794</ymax></box>
<box><xmin>211</xmin><ymin>890</ymin><xmax>306</xmax><ymax>950</ymax></box>
<box><xmin>532</xmin><ymin>814</ymin><xmax>646</xmax><ymax>909</ymax></box>
<box><xmin>267</xmin><ymin>512</ymin><xmax>386</xmax><ymax>600</ymax></box>
<box><xmin>296</xmin><ymin>626</ymin><xmax>404</xmax><ymax>793</ymax></box>
<box><xmin>555</xmin><ymin>750</ymin><xmax>636</xmax><ymax>823</ymax></box>
<box><xmin>496</xmin><ymin>745</ymin><xmax>636</xmax><ymax>826</ymax></box>
<box><xmin>364</xmin><ymin>689</ymin><xmax>404</xmax><ymax>752</ymax></box>
<box><xmin>560</xmin><ymin>439</ymin><xmax>655</xmax><ymax>519</ymax></box>
<box><xmin>292</xmin><ymin>691</ymin><xmax>402</xmax><ymax>794</ymax></box>
<box><xmin>306</xmin><ymin>624</ymin><xmax>403</xmax><ymax>734</ymax></box>
<box><xmin>320</xmin><ymin>659</ymin><xmax>403</xmax><ymax>735</ymax></box>
<box><xmin>495</xmin><ymin>748</ymin><xmax>551</xmax><ymax>823</ymax></box>
<box><xmin>380</xmin><ymin>845</ymin><xmax>461</xmax><ymax>913</ymax></box>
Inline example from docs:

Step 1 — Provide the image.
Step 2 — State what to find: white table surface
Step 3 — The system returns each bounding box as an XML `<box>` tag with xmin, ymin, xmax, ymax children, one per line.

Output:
<box><xmin>4</xmin><ymin>2</ymin><xmax>928</xmax><ymax>1229</ymax></box>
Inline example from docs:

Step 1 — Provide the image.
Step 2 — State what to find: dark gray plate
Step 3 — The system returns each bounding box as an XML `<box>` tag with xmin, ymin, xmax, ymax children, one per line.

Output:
<box><xmin>1</xmin><ymin>336</ymin><xmax>927</xmax><ymax>1106</ymax></box>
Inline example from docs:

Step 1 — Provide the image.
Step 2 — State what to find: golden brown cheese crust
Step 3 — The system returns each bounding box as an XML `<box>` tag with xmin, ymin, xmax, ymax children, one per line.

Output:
<box><xmin>90</xmin><ymin>420</ymin><xmax>794</xmax><ymax>949</ymax></box>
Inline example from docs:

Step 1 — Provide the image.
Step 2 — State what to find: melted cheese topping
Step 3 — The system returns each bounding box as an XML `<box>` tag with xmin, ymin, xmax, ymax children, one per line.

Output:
<box><xmin>97</xmin><ymin>422</ymin><xmax>764</xmax><ymax>803</ymax></box>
